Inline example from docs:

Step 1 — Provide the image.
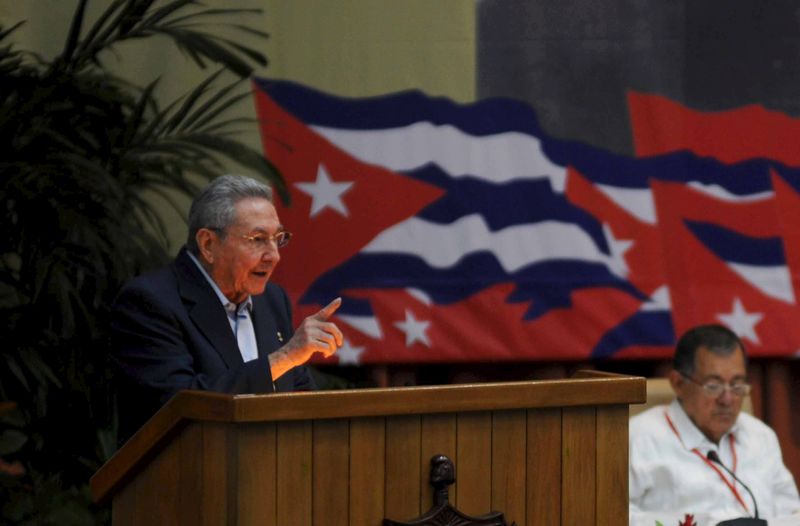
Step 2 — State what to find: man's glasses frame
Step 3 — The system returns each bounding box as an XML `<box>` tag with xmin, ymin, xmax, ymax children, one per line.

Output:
<box><xmin>210</xmin><ymin>227</ymin><xmax>292</xmax><ymax>250</ymax></box>
<box><xmin>678</xmin><ymin>371</ymin><xmax>751</xmax><ymax>398</ymax></box>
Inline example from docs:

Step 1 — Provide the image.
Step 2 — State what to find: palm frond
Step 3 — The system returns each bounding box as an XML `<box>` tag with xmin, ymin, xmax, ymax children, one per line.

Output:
<box><xmin>180</xmin><ymin>80</ymin><xmax>251</xmax><ymax>132</ymax></box>
<box><xmin>180</xmin><ymin>133</ymin><xmax>289</xmax><ymax>202</ymax></box>
<box><xmin>134</xmin><ymin>0</ymin><xmax>199</xmax><ymax>29</ymax></box>
<box><xmin>122</xmin><ymin>77</ymin><xmax>159</xmax><ymax>147</ymax></box>
<box><xmin>159</xmin><ymin>69</ymin><xmax>225</xmax><ymax>134</ymax></box>
<box><xmin>150</xmin><ymin>26</ymin><xmax>256</xmax><ymax>76</ymax></box>
<box><xmin>191</xmin><ymin>116</ymin><xmax>257</xmax><ymax>135</ymax></box>
<box><xmin>160</xmin><ymin>9</ymin><xmax>264</xmax><ymax>28</ymax></box>
<box><xmin>69</xmin><ymin>0</ymin><xmax>128</xmax><ymax>66</ymax></box>
<box><xmin>1</xmin><ymin>3</ymin><xmax>281</xmax><ymax>505</ymax></box>
<box><xmin>60</xmin><ymin>0</ymin><xmax>89</xmax><ymax>64</ymax></box>
<box><xmin>0</xmin><ymin>21</ymin><xmax>26</xmax><ymax>42</ymax></box>
<box><xmin>118</xmin><ymin>0</ymin><xmax>158</xmax><ymax>35</ymax></box>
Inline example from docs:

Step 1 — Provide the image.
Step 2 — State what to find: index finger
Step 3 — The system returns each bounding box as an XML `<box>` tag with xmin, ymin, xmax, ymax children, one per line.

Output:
<box><xmin>313</xmin><ymin>297</ymin><xmax>342</xmax><ymax>321</ymax></box>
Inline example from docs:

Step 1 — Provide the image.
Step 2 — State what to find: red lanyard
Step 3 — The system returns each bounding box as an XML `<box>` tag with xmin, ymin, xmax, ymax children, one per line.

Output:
<box><xmin>664</xmin><ymin>411</ymin><xmax>749</xmax><ymax>513</ymax></box>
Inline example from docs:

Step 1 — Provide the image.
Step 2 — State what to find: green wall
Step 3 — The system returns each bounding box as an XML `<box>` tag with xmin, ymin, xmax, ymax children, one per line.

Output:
<box><xmin>265</xmin><ymin>0</ymin><xmax>475</xmax><ymax>101</ymax></box>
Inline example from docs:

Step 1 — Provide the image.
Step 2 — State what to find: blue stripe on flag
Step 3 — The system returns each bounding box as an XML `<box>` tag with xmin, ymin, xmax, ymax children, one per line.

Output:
<box><xmin>684</xmin><ymin>220</ymin><xmax>785</xmax><ymax>266</ymax></box>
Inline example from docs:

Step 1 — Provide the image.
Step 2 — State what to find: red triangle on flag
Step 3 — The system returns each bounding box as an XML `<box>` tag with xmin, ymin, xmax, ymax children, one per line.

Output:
<box><xmin>565</xmin><ymin>166</ymin><xmax>666</xmax><ymax>296</ymax></box>
<box><xmin>253</xmin><ymin>83</ymin><xmax>444</xmax><ymax>302</ymax></box>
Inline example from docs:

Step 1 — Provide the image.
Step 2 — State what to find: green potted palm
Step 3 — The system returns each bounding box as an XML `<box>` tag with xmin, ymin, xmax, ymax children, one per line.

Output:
<box><xmin>0</xmin><ymin>1</ymin><xmax>283</xmax><ymax>522</ymax></box>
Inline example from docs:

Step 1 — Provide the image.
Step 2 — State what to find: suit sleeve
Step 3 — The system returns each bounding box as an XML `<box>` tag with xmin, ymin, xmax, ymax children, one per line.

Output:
<box><xmin>111</xmin><ymin>278</ymin><xmax>273</xmax><ymax>439</ymax></box>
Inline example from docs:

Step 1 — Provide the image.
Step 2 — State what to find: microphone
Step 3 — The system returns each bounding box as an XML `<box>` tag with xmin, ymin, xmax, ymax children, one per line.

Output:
<box><xmin>706</xmin><ymin>450</ymin><xmax>767</xmax><ymax>526</ymax></box>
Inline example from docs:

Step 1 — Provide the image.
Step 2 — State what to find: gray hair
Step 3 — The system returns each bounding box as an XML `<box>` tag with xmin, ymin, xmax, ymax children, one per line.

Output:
<box><xmin>673</xmin><ymin>324</ymin><xmax>746</xmax><ymax>376</ymax></box>
<box><xmin>187</xmin><ymin>175</ymin><xmax>273</xmax><ymax>254</ymax></box>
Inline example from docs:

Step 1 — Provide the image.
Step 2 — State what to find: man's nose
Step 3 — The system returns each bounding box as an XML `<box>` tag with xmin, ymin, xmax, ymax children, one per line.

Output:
<box><xmin>717</xmin><ymin>388</ymin><xmax>735</xmax><ymax>405</ymax></box>
<box><xmin>262</xmin><ymin>241</ymin><xmax>280</xmax><ymax>261</ymax></box>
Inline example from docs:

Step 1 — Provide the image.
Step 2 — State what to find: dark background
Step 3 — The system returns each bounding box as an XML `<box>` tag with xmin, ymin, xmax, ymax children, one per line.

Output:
<box><xmin>477</xmin><ymin>0</ymin><xmax>800</xmax><ymax>155</ymax></box>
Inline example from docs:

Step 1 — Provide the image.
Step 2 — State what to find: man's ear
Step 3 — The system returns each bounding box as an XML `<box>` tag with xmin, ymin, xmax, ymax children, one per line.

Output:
<box><xmin>668</xmin><ymin>369</ymin><xmax>684</xmax><ymax>398</ymax></box>
<box><xmin>195</xmin><ymin>228</ymin><xmax>217</xmax><ymax>264</ymax></box>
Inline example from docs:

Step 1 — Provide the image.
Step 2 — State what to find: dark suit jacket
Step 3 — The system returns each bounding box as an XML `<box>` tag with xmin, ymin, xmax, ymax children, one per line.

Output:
<box><xmin>111</xmin><ymin>247</ymin><xmax>315</xmax><ymax>441</ymax></box>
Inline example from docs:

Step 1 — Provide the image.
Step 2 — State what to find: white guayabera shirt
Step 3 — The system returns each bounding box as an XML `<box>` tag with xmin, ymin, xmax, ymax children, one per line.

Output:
<box><xmin>629</xmin><ymin>399</ymin><xmax>800</xmax><ymax>526</ymax></box>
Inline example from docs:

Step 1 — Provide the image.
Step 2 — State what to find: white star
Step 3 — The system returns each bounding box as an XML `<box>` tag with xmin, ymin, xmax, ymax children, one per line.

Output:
<box><xmin>394</xmin><ymin>309</ymin><xmax>431</xmax><ymax>348</ymax></box>
<box><xmin>295</xmin><ymin>164</ymin><xmax>354</xmax><ymax>218</ymax></box>
<box><xmin>717</xmin><ymin>298</ymin><xmax>763</xmax><ymax>345</ymax></box>
<box><xmin>336</xmin><ymin>339</ymin><xmax>365</xmax><ymax>365</ymax></box>
<box><xmin>604</xmin><ymin>224</ymin><xmax>633</xmax><ymax>278</ymax></box>
<box><xmin>642</xmin><ymin>285</ymin><xmax>671</xmax><ymax>312</ymax></box>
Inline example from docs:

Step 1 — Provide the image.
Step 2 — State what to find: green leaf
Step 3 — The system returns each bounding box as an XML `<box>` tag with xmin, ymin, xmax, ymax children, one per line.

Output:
<box><xmin>136</xmin><ymin>0</ymin><xmax>198</xmax><ymax>28</ymax></box>
<box><xmin>0</xmin><ymin>4</ymin><xmax>283</xmax><ymax>519</ymax></box>
<box><xmin>179</xmin><ymin>133</ymin><xmax>288</xmax><ymax>202</ymax></box>
<box><xmin>70</xmin><ymin>0</ymin><xmax>129</xmax><ymax>65</ymax></box>
<box><xmin>122</xmin><ymin>77</ymin><xmax>160</xmax><ymax>146</ymax></box>
<box><xmin>181</xmin><ymin>80</ymin><xmax>251</xmax><ymax>132</ymax></box>
<box><xmin>155</xmin><ymin>27</ymin><xmax>255</xmax><ymax>77</ymax></box>
<box><xmin>161</xmin><ymin>69</ymin><xmax>225</xmax><ymax>134</ymax></box>
<box><xmin>60</xmin><ymin>0</ymin><xmax>89</xmax><ymax>63</ymax></box>
<box><xmin>0</xmin><ymin>429</ymin><xmax>28</xmax><ymax>455</ymax></box>
<box><xmin>0</xmin><ymin>21</ymin><xmax>26</xmax><ymax>42</ymax></box>
<box><xmin>161</xmin><ymin>8</ymin><xmax>264</xmax><ymax>28</ymax></box>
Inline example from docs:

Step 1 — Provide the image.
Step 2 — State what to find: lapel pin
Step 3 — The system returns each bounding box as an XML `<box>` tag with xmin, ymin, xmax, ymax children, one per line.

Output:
<box><xmin>276</xmin><ymin>331</ymin><xmax>284</xmax><ymax>342</ymax></box>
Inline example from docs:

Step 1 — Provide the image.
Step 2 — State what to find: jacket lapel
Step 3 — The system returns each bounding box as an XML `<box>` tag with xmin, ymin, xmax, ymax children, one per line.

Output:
<box><xmin>173</xmin><ymin>249</ymin><xmax>242</xmax><ymax>369</ymax></box>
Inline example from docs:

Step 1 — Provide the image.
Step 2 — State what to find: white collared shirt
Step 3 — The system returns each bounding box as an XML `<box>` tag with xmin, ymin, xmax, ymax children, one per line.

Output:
<box><xmin>630</xmin><ymin>399</ymin><xmax>800</xmax><ymax>524</ymax></box>
<box><xmin>187</xmin><ymin>251</ymin><xmax>258</xmax><ymax>362</ymax></box>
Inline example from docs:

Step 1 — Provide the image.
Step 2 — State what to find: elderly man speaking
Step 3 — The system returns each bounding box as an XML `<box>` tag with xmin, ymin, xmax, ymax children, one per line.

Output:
<box><xmin>111</xmin><ymin>175</ymin><xmax>343</xmax><ymax>443</ymax></box>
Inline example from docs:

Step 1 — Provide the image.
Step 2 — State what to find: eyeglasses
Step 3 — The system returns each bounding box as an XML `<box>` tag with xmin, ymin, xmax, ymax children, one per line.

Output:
<box><xmin>679</xmin><ymin>372</ymin><xmax>751</xmax><ymax>398</ymax></box>
<box><xmin>211</xmin><ymin>228</ymin><xmax>292</xmax><ymax>251</ymax></box>
<box><xmin>239</xmin><ymin>231</ymin><xmax>292</xmax><ymax>251</ymax></box>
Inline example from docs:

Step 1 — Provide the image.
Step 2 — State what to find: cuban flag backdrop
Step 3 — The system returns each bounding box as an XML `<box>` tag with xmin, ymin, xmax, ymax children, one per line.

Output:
<box><xmin>253</xmin><ymin>77</ymin><xmax>800</xmax><ymax>365</ymax></box>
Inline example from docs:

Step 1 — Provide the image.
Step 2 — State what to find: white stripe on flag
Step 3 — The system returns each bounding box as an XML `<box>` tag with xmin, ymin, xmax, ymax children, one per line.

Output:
<box><xmin>313</xmin><ymin>123</ymin><xmax>567</xmax><ymax>191</ymax></box>
<box><xmin>728</xmin><ymin>262</ymin><xmax>796</xmax><ymax>304</ymax></box>
<box><xmin>362</xmin><ymin>214</ymin><xmax>622</xmax><ymax>275</ymax></box>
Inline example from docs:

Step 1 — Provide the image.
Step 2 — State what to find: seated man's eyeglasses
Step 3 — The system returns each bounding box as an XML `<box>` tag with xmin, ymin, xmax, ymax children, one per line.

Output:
<box><xmin>679</xmin><ymin>371</ymin><xmax>751</xmax><ymax>397</ymax></box>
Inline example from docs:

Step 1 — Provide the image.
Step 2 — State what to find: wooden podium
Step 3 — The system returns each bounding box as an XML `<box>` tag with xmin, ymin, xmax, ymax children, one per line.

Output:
<box><xmin>91</xmin><ymin>371</ymin><xmax>645</xmax><ymax>525</ymax></box>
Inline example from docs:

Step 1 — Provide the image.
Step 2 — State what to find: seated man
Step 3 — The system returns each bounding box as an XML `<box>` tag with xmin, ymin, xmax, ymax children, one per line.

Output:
<box><xmin>630</xmin><ymin>324</ymin><xmax>800</xmax><ymax>523</ymax></box>
<box><xmin>111</xmin><ymin>174</ymin><xmax>343</xmax><ymax>442</ymax></box>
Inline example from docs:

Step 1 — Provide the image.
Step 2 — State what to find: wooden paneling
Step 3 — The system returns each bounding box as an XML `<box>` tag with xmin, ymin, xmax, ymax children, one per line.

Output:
<box><xmin>121</xmin><ymin>423</ymin><xmax>184</xmax><ymax>524</ymax></box>
<box><xmin>93</xmin><ymin>373</ymin><xmax>645</xmax><ymax>525</ymax></box>
<box><xmin>177</xmin><ymin>423</ymin><xmax>204</xmax><ymax>525</ymax></box>
<box><xmin>110</xmin><ymin>476</ymin><xmax>136</xmax><ymax>526</ymax></box>
<box><xmin>596</xmin><ymin>405</ymin><xmax>629</xmax><ymax>524</ymax></box>
<box><xmin>526</xmin><ymin>408</ymin><xmax>562</xmax><ymax>526</ymax></box>
<box><xmin>385</xmin><ymin>415</ymin><xmax>422</xmax><ymax>521</ymax></box>
<box><xmin>312</xmin><ymin>419</ymin><xmax>350</xmax><ymax>526</ymax></box>
<box><xmin>491</xmin><ymin>410</ymin><xmax>527</xmax><ymax>525</ymax></box>
<box><xmin>277</xmin><ymin>420</ymin><xmax>313</xmax><ymax>526</ymax></box>
<box><xmin>455</xmin><ymin>411</ymin><xmax>492</xmax><ymax>516</ymax></box>
<box><xmin>92</xmin><ymin>375</ymin><xmax>646</xmax><ymax>506</ymax></box>
<box><xmin>562</xmin><ymin>407</ymin><xmax>597</xmax><ymax>525</ymax></box>
<box><xmin>420</xmin><ymin>414</ymin><xmax>457</xmax><ymax>510</ymax></box>
<box><xmin>236</xmin><ymin>423</ymin><xmax>277</xmax><ymax>526</ymax></box>
<box><xmin>200</xmin><ymin>422</ymin><xmax>232</xmax><ymax>526</ymax></box>
<box><xmin>349</xmin><ymin>417</ymin><xmax>386</xmax><ymax>526</ymax></box>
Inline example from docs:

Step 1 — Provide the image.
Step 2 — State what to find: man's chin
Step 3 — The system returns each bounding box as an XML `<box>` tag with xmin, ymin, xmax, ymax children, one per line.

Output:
<box><xmin>248</xmin><ymin>275</ymin><xmax>271</xmax><ymax>293</ymax></box>
<box><xmin>712</xmin><ymin>414</ymin><xmax>737</xmax><ymax>431</ymax></box>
